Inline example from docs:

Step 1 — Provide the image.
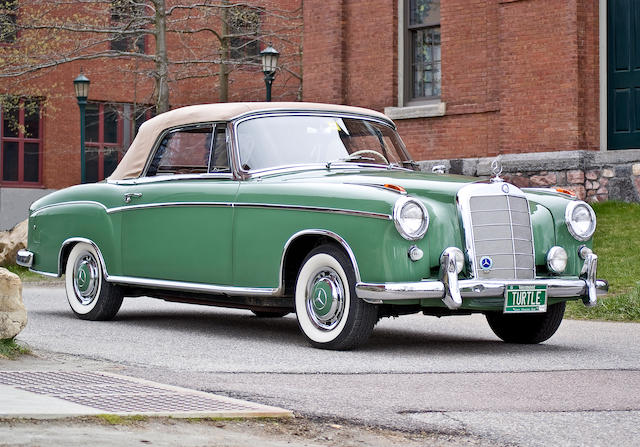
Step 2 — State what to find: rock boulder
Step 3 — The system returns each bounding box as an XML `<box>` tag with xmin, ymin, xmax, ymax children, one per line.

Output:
<box><xmin>0</xmin><ymin>219</ymin><xmax>28</xmax><ymax>266</ymax></box>
<box><xmin>0</xmin><ymin>267</ymin><xmax>27</xmax><ymax>339</ymax></box>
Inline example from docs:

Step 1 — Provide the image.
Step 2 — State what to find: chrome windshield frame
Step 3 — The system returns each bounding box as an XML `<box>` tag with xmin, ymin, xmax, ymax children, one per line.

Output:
<box><xmin>230</xmin><ymin>111</ymin><xmax>414</xmax><ymax>180</ymax></box>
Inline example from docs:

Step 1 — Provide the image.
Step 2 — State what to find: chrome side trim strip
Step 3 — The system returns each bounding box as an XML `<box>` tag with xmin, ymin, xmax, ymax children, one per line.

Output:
<box><xmin>31</xmin><ymin>201</ymin><xmax>109</xmax><ymax>217</ymax></box>
<box><xmin>28</xmin><ymin>268</ymin><xmax>60</xmax><ymax>278</ymax></box>
<box><xmin>233</xmin><ymin>203</ymin><xmax>391</xmax><ymax>220</ymax></box>
<box><xmin>106</xmin><ymin>201</ymin><xmax>391</xmax><ymax>220</ymax></box>
<box><xmin>106</xmin><ymin>275</ymin><xmax>277</xmax><ymax>297</ymax></box>
<box><xmin>107</xmin><ymin>202</ymin><xmax>234</xmax><ymax>214</ymax></box>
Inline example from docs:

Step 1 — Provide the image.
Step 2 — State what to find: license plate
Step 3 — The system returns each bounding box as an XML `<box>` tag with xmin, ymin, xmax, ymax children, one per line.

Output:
<box><xmin>504</xmin><ymin>285</ymin><xmax>547</xmax><ymax>313</ymax></box>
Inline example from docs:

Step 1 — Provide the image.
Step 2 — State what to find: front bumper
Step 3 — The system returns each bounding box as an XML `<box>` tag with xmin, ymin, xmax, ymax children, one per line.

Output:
<box><xmin>356</xmin><ymin>248</ymin><xmax>608</xmax><ymax>309</ymax></box>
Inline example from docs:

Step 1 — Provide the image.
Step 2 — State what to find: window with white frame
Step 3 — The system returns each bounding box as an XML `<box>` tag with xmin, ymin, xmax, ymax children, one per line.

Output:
<box><xmin>406</xmin><ymin>0</ymin><xmax>441</xmax><ymax>102</ymax></box>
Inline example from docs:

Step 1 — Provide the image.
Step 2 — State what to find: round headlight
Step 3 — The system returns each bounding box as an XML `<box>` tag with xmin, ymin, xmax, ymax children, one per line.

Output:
<box><xmin>393</xmin><ymin>197</ymin><xmax>429</xmax><ymax>240</ymax></box>
<box><xmin>546</xmin><ymin>246</ymin><xmax>568</xmax><ymax>274</ymax></box>
<box><xmin>565</xmin><ymin>201</ymin><xmax>596</xmax><ymax>241</ymax></box>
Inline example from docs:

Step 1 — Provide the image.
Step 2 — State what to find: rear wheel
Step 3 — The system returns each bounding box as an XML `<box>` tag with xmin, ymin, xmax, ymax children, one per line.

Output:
<box><xmin>294</xmin><ymin>244</ymin><xmax>377</xmax><ymax>350</ymax></box>
<box><xmin>64</xmin><ymin>242</ymin><xmax>123</xmax><ymax>321</ymax></box>
<box><xmin>486</xmin><ymin>302</ymin><xmax>566</xmax><ymax>344</ymax></box>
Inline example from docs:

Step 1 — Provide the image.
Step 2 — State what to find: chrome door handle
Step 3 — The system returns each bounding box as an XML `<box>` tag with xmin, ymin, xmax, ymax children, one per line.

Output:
<box><xmin>124</xmin><ymin>193</ymin><xmax>142</xmax><ymax>203</ymax></box>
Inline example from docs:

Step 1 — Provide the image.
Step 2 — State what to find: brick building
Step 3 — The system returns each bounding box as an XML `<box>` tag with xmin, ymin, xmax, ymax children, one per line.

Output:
<box><xmin>303</xmin><ymin>0</ymin><xmax>640</xmax><ymax>202</ymax></box>
<box><xmin>0</xmin><ymin>0</ymin><xmax>302</xmax><ymax>228</ymax></box>
<box><xmin>1</xmin><ymin>0</ymin><xmax>640</xmax><ymax>229</ymax></box>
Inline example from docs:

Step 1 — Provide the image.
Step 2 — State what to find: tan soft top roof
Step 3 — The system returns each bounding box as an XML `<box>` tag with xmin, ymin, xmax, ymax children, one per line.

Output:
<box><xmin>108</xmin><ymin>102</ymin><xmax>392</xmax><ymax>180</ymax></box>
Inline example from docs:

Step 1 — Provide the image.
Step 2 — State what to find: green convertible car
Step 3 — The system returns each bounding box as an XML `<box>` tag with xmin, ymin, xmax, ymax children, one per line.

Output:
<box><xmin>17</xmin><ymin>102</ymin><xmax>607</xmax><ymax>350</ymax></box>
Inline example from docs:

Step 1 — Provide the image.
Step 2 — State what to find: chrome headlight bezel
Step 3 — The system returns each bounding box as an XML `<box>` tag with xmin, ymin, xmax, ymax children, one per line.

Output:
<box><xmin>393</xmin><ymin>196</ymin><xmax>429</xmax><ymax>241</ymax></box>
<box><xmin>565</xmin><ymin>201</ymin><xmax>597</xmax><ymax>241</ymax></box>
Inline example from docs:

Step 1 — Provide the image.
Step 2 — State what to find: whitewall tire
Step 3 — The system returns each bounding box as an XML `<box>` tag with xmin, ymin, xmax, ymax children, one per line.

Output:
<box><xmin>295</xmin><ymin>244</ymin><xmax>377</xmax><ymax>350</ymax></box>
<box><xmin>64</xmin><ymin>242</ymin><xmax>123</xmax><ymax>321</ymax></box>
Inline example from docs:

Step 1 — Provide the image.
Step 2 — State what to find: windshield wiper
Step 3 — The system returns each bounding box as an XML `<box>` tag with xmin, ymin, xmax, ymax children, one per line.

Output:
<box><xmin>326</xmin><ymin>154</ymin><xmax>377</xmax><ymax>169</ymax></box>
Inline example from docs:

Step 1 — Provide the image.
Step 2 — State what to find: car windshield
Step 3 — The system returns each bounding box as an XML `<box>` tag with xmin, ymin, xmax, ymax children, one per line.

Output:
<box><xmin>236</xmin><ymin>115</ymin><xmax>415</xmax><ymax>172</ymax></box>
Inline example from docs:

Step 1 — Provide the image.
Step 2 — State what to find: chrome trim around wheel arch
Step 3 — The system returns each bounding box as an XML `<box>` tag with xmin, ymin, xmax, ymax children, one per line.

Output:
<box><xmin>278</xmin><ymin>230</ymin><xmax>363</xmax><ymax>296</ymax></box>
<box><xmin>58</xmin><ymin>238</ymin><xmax>110</xmax><ymax>279</ymax></box>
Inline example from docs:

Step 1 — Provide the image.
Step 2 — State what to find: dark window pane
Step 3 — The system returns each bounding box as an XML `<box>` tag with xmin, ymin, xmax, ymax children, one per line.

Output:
<box><xmin>229</xmin><ymin>7</ymin><xmax>260</xmax><ymax>61</ymax></box>
<box><xmin>85</xmin><ymin>146</ymin><xmax>99</xmax><ymax>183</ymax></box>
<box><xmin>103</xmin><ymin>148</ymin><xmax>119</xmax><ymax>178</ymax></box>
<box><xmin>2</xmin><ymin>141</ymin><xmax>18</xmax><ymax>181</ymax></box>
<box><xmin>411</xmin><ymin>26</ymin><xmax>441</xmax><ymax>98</ymax></box>
<box><xmin>24</xmin><ymin>101</ymin><xmax>40</xmax><ymax>138</ymax></box>
<box><xmin>104</xmin><ymin>106</ymin><xmax>119</xmax><ymax>143</ymax></box>
<box><xmin>85</xmin><ymin>104</ymin><xmax>100</xmax><ymax>142</ymax></box>
<box><xmin>409</xmin><ymin>0</ymin><xmax>440</xmax><ymax>26</ymax></box>
<box><xmin>2</xmin><ymin>105</ymin><xmax>18</xmax><ymax>138</ymax></box>
<box><xmin>23</xmin><ymin>143</ymin><xmax>39</xmax><ymax>182</ymax></box>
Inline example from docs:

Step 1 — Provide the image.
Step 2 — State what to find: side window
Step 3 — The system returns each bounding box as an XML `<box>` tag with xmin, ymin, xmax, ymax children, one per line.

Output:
<box><xmin>147</xmin><ymin>126</ymin><xmax>213</xmax><ymax>176</ymax></box>
<box><xmin>209</xmin><ymin>126</ymin><xmax>229</xmax><ymax>172</ymax></box>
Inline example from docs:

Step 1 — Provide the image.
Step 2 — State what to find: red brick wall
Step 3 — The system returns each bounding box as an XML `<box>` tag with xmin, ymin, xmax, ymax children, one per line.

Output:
<box><xmin>302</xmin><ymin>0</ymin><xmax>600</xmax><ymax>162</ymax></box>
<box><xmin>2</xmin><ymin>0</ymin><xmax>302</xmax><ymax>189</ymax></box>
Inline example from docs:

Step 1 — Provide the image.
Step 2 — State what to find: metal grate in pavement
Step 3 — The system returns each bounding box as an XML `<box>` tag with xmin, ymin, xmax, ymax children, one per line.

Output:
<box><xmin>0</xmin><ymin>371</ymin><xmax>291</xmax><ymax>418</ymax></box>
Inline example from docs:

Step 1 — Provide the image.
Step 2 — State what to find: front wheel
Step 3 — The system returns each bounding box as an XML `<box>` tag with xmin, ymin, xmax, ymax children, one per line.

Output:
<box><xmin>294</xmin><ymin>244</ymin><xmax>377</xmax><ymax>350</ymax></box>
<box><xmin>65</xmin><ymin>242</ymin><xmax>123</xmax><ymax>321</ymax></box>
<box><xmin>485</xmin><ymin>302</ymin><xmax>566</xmax><ymax>344</ymax></box>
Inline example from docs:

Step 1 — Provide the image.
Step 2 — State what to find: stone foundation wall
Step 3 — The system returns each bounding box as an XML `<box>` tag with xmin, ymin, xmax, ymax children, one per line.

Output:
<box><xmin>418</xmin><ymin>149</ymin><xmax>640</xmax><ymax>203</ymax></box>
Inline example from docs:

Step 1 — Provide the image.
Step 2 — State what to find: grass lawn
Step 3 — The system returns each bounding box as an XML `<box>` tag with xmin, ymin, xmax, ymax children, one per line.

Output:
<box><xmin>565</xmin><ymin>201</ymin><xmax>640</xmax><ymax>321</ymax></box>
<box><xmin>0</xmin><ymin>338</ymin><xmax>30</xmax><ymax>359</ymax></box>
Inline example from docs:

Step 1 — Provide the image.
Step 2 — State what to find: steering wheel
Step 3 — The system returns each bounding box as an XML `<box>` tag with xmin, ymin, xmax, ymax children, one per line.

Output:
<box><xmin>349</xmin><ymin>150</ymin><xmax>389</xmax><ymax>164</ymax></box>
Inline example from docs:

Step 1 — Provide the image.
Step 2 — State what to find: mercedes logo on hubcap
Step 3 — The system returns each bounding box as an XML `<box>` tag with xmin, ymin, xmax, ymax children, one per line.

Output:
<box><xmin>314</xmin><ymin>287</ymin><xmax>328</xmax><ymax>308</ymax></box>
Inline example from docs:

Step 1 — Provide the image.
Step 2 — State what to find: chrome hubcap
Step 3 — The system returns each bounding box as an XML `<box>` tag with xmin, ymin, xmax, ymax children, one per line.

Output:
<box><xmin>306</xmin><ymin>268</ymin><xmax>345</xmax><ymax>331</ymax></box>
<box><xmin>73</xmin><ymin>252</ymin><xmax>99</xmax><ymax>305</ymax></box>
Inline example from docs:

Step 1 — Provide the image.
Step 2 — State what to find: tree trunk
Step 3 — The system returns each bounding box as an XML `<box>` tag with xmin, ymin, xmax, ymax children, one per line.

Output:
<box><xmin>154</xmin><ymin>0</ymin><xmax>170</xmax><ymax>113</ymax></box>
<box><xmin>219</xmin><ymin>0</ymin><xmax>229</xmax><ymax>102</ymax></box>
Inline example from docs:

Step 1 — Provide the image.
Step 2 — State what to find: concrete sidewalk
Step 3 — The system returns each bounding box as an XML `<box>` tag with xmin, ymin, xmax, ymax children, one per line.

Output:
<box><xmin>0</xmin><ymin>352</ymin><xmax>291</xmax><ymax>420</ymax></box>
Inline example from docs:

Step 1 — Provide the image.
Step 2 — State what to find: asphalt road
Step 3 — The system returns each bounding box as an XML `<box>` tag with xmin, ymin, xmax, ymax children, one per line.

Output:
<box><xmin>16</xmin><ymin>285</ymin><xmax>640</xmax><ymax>446</ymax></box>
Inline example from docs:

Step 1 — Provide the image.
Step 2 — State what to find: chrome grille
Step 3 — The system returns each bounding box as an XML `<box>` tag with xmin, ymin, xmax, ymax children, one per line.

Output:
<box><xmin>459</xmin><ymin>184</ymin><xmax>535</xmax><ymax>280</ymax></box>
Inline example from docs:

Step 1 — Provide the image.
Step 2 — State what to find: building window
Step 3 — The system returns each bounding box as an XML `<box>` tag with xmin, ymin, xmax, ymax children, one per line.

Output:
<box><xmin>85</xmin><ymin>103</ymin><xmax>124</xmax><ymax>182</ymax></box>
<box><xmin>228</xmin><ymin>6</ymin><xmax>260</xmax><ymax>61</ymax></box>
<box><xmin>0</xmin><ymin>0</ymin><xmax>18</xmax><ymax>43</ymax></box>
<box><xmin>84</xmin><ymin>103</ymin><xmax>152</xmax><ymax>182</ymax></box>
<box><xmin>110</xmin><ymin>0</ymin><xmax>146</xmax><ymax>53</ymax></box>
<box><xmin>406</xmin><ymin>0</ymin><xmax>441</xmax><ymax>101</ymax></box>
<box><xmin>0</xmin><ymin>98</ymin><xmax>42</xmax><ymax>186</ymax></box>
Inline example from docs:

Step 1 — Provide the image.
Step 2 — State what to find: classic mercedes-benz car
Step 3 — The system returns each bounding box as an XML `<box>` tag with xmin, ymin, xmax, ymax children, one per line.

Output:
<box><xmin>18</xmin><ymin>102</ymin><xmax>607</xmax><ymax>350</ymax></box>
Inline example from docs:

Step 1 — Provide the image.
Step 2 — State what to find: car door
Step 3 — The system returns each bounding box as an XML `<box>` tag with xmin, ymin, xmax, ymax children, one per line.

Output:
<box><xmin>118</xmin><ymin>123</ymin><xmax>239</xmax><ymax>285</ymax></box>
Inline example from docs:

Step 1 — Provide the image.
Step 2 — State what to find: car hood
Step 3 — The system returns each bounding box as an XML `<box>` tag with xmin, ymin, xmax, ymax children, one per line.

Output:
<box><xmin>258</xmin><ymin>167</ymin><xmax>477</xmax><ymax>202</ymax></box>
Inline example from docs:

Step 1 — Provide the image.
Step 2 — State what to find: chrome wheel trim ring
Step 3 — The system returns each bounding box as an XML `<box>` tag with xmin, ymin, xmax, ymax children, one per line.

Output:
<box><xmin>305</xmin><ymin>268</ymin><xmax>345</xmax><ymax>331</ymax></box>
<box><xmin>72</xmin><ymin>251</ymin><xmax>100</xmax><ymax>306</ymax></box>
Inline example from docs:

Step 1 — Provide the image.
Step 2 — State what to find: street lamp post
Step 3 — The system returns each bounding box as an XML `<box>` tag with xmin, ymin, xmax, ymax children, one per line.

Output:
<box><xmin>73</xmin><ymin>73</ymin><xmax>90</xmax><ymax>184</ymax></box>
<box><xmin>260</xmin><ymin>46</ymin><xmax>279</xmax><ymax>102</ymax></box>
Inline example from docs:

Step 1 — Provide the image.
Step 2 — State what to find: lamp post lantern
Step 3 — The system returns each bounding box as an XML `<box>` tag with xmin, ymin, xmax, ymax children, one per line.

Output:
<box><xmin>260</xmin><ymin>46</ymin><xmax>279</xmax><ymax>102</ymax></box>
<box><xmin>73</xmin><ymin>73</ymin><xmax>90</xmax><ymax>184</ymax></box>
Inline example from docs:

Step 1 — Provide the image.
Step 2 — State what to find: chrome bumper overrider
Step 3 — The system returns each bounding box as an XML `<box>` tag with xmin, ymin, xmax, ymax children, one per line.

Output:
<box><xmin>16</xmin><ymin>249</ymin><xmax>34</xmax><ymax>268</ymax></box>
<box><xmin>356</xmin><ymin>248</ymin><xmax>608</xmax><ymax>309</ymax></box>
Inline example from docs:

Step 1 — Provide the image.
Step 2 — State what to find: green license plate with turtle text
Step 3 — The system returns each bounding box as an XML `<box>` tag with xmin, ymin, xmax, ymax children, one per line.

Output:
<box><xmin>504</xmin><ymin>285</ymin><xmax>547</xmax><ymax>313</ymax></box>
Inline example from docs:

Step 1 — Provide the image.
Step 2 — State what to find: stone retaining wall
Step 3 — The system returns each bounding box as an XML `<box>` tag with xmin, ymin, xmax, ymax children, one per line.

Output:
<box><xmin>418</xmin><ymin>149</ymin><xmax>640</xmax><ymax>203</ymax></box>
